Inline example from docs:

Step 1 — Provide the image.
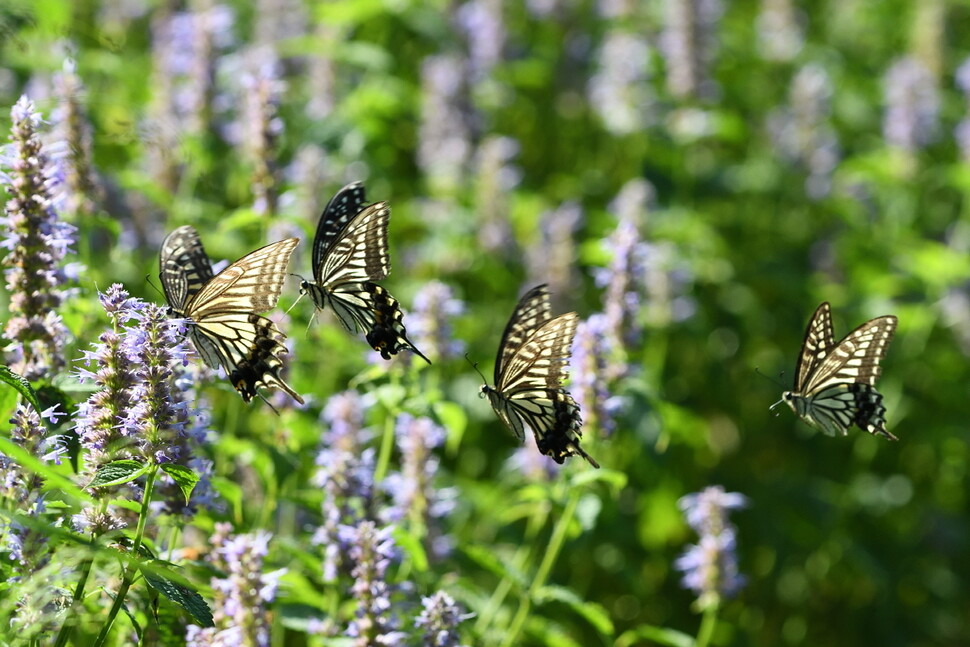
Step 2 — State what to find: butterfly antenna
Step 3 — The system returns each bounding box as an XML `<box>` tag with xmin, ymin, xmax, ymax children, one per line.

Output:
<box><xmin>145</xmin><ymin>274</ymin><xmax>165</xmax><ymax>300</ymax></box>
<box><xmin>465</xmin><ymin>353</ymin><xmax>487</xmax><ymax>383</ymax></box>
<box><xmin>755</xmin><ymin>366</ymin><xmax>786</xmax><ymax>389</ymax></box>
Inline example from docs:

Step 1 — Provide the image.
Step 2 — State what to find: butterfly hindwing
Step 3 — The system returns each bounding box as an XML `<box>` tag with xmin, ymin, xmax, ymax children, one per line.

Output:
<box><xmin>482</xmin><ymin>285</ymin><xmax>599</xmax><ymax>468</ymax></box>
<box><xmin>160</xmin><ymin>226</ymin><xmax>303</xmax><ymax>404</ymax></box>
<box><xmin>303</xmin><ymin>183</ymin><xmax>428</xmax><ymax>363</ymax></box>
<box><xmin>781</xmin><ymin>302</ymin><xmax>897</xmax><ymax>439</ymax></box>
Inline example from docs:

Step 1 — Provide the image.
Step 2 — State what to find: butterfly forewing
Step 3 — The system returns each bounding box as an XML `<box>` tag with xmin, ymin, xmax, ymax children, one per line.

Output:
<box><xmin>316</xmin><ymin>202</ymin><xmax>390</xmax><ymax>286</ymax></box>
<box><xmin>800</xmin><ymin>315</ymin><xmax>896</xmax><ymax>394</ymax></box>
<box><xmin>188</xmin><ymin>238</ymin><xmax>299</xmax><ymax>317</ymax></box>
<box><xmin>311</xmin><ymin>181</ymin><xmax>368</xmax><ymax>273</ymax></box>
<box><xmin>493</xmin><ymin>284</ymin><xmax>553</xmax><ymax>385</ymax></box>
<box><xmin>160</xmin><ymin>226</ymin><xmax>215</xmax><ymax>313</ymax></box>
<box><xmin>498</xmin><ymin>312</ymin><xmax>577</xmax><ymax>393</ymax></box>
<box><xmin>792</xmin><ymin>301</ymin><xmax>836</xmax><ymax>393</ymax></box>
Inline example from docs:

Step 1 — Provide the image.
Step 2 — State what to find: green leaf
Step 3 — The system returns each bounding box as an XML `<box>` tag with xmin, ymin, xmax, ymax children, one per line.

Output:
<box><xmin>142</xmin><ymin>562</ymin><xmax>214</xmax><ymax>628</ymax></box>
<box><xmin>463</xmin><ymin>544</ymin><xmax>528</xmax><ymax>590</ymax></box>
<box><xmin>433</xmin><ymin>400</ymin><xmax>467</xmax><ymax>455</ymax></box>
<box><xmin>0</xmin><ymin>365</ymin><xmax>41</xmax><ymax>414</ymax></box>
<box><xmin>615</xmin><ymin>624</ymin><xmax>695</xmax><ymax>647</ymax></box>
<box><xmin>534</xmin><ymin>585</ymin><xmax>614</xmax><ymax>636</ymax></box>
<box><xmin>89</xmin><ymin>460</ymin><xmax>149</xmax><ymax>488</ymax></box>
<box><xmin>160</xmin><ymin>464</ymin><xmax>200</xmax><ymax>504</ymax></box>
<box><xmin>391</xmin><ymin>526</ymin><xmax>429</xmax><ymax>573</ymax></box>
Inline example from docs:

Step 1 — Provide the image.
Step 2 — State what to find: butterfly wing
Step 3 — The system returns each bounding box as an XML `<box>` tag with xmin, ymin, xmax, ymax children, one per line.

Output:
<box><xmin>159</xmin><ymin>225</ymin><xmax>215</xmax><ymax>314</ymax></box>
<box><xmin>493</xmin><ymin>284</ymin><xmax>553</xmax><ymax>385</ymax></box>
<box><xmin>792</xmin><ymin>302</ymin><xmax>837</xmax><ymax>393</ymax></box>
<box><xmin>311</xmin><ymin>181</ymin><xmax>371</xmax><ymax>280</ymax></box>
<box><xmin>315</xmin><ymin>202</ymin><xmax>390</xmax><ymax>286</ymax></box>
<box><xmin>187</xmin><ymin>238</ymin><xmax>299</xmax><ymax>317</ymax></box>
<box><xmin>489</xmin><ymin>305</ymin><xmax>599</xmax><ymax>467</ymax></box>
<box><xmin>800</xmin><ymin>314</ymin><xmax>897</xmax><ymax>395</ymax></box>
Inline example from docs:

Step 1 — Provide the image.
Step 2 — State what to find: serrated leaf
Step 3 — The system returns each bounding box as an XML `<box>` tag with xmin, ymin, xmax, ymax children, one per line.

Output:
<box><xmin>0</xmin><ymin>365</ymin><xmax>41</xmax><ymax>414</ymax></box>
<box><xmin>160</xmin><ymin>464</ymin><xmax>200</xmax><ymax>504</ymax></box>
<box><xmin>534</xmin><ymin>585</ymin><xmax>614</xmax><ymax>635</ymax></box>
<box><xmin>143</xmin><ymin>563</ymin><xmax>214</xmax><ymax>627</ymax></box>
<box><xmin>89</xmin><ymin>460</ymin><xmax>148</xmax><ymax>488</ymax></box>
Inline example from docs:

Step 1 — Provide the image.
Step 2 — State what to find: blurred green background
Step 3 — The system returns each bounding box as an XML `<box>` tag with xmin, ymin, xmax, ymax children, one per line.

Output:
<box><xmin>2</xmin><ymin>0</ymin><xmax>970</xmax><ymax>645</ymax></box>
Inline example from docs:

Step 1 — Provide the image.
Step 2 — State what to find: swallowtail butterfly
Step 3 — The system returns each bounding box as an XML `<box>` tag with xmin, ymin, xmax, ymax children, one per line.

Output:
<box><xmin>774</xmin><ymin>302</ymin><xmax>897</xmax><ymax>439</ymax></box>
<box><xmin>480</xmin><ymin>284</ymin><xmax>599</xmax><ymax>467</ymax></box>
<box><xmin>299</xmin><ymin>182</ymin><xmax>429</xmax><ymax>363</ymax></box>
<box><xmin>160</xmin><ymin>225</ymin><xmax>303</xmax><ymax>404</ymax></box>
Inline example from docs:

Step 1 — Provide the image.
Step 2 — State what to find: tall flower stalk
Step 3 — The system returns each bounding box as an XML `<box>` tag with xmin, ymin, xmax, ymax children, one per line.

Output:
<box><xmin>1</xmin><ymin>96</ymin><xmax>76</xmax><ymax>382</ymax></box>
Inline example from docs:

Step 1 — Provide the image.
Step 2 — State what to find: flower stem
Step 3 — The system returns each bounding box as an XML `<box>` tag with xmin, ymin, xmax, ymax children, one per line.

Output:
<box><xmin>91</xmin><ymin>466</ymin><xmax>159</xmax><ymax>647</ymax></box>
<box><xmin>499</xmin><ymin>489</ymin><xmax>580</xmax><ymax>647</ymax></box>
<box><xmin>695</xmin><ymin>602</ymin><xmax>720</xmax><ymax>647</ymax></box>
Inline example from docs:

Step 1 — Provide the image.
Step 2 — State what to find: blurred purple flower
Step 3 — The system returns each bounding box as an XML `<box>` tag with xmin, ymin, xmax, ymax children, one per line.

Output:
<box><xmin>237</xmin><ymin>46</ymin><xmax>286</xmax><ymax>217</ymax></box>
<box><xmin>418</xmin><ymin>55</ymin><xmax>473</xmax><ymax>194</ymax></box>
<box><xmin>415</xmin><ymin>591</ymin><xmax>472</xmax><ymax>647</ymax></box>
<box><xmin>1</xmin><ymin>404</ymin><xmax>65</xmax><ymax>576</ymax></box>
<box><xmin>883</xmin><ymin>56</ymin><xmax>939</xmax><ymax>152</ymax></box>
<box><xmin>407</xmin><ymin>281</ymin><xmax>466</xmax><ymax>363</ymax></box>
<box><xmin>571</xmin><ymin>314</ymin><xmax>624</xmax><ymax>437</ymax></box>
<box><xmin>954</xmin><ymin>58</ymin><xmax>970</xmax><ymax>162</ymax></box>
<box><xmin>312</xmin><ymin>390</ymin><xmax>378</xmax><ymax>581</ymax></box>
<box><xmin>506</xmin><ymin>432</ymin><xmax>560</xmax><ymax>481</ymax></box>
<box><xmin>0</xmin><ymin>96</ymin><xmax>76</xmax><ymax>382</ymax></box>
<box><xmin>473</xmin><ymin>136</ymin><xmax>521</xmax><ymax>254</ymax></box>
<box><xmin>455</xmin><ymin>0</ymin><xmax>505</xmax><ymax>81</ymax></box>
<box><xmin>526</xmin><ymin>201</ymin><xmax>583</xmax><ymax>310</ymax></box>
<box><xmin>767</xmin><ymin>64</ymin><xmax>840</xmax><ymax>199</ymax></box>
<box><xmin>660</xmin><ymin>0</ymin><xmax>723</xmax><ymax>100</ymax></box>
<box><xmin>589</xmin><ymin>31</ymin><xmax>655</xmax><ymax>135</ymax></box>
<box><xmin>187</xmin><ymin>524</ymin><xmax>285</xmax><ymax>647</ymax></box>
<box><xmin>52</xmin><ymin>58</ymin><xmax>104</xmax><ymax>222</ymax></box>
<box><xmin>675</xmin><ymin>485</ymin><xmax>747</xmax><ymax>609</ymax></box>
<box><xmin>756</xmin><ymin>0</ymin><xmax>803</xmax><ymax>61</ymax></box>
<box><xmin>343</xmin><ymin>521</ymin><xmax>407</xmax><ymax>647</ymax></box>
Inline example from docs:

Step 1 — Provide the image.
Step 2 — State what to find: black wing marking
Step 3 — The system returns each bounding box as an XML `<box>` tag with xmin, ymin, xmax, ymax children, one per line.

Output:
<box><xmin>799</xmin><ymin>314</ymin><xmax>897</xmax><ymax>395</ymax></box>
<box><xmin>792</xmin><ymin>301</ymin><xmax>836</xmax><ymax>393</ymax></box>
<box><xmin>311</xmin><ymin>181</ymin><xmax>369</xmax><ymax>275</ymax></box>
<box><xmin>316</xmin><ymin>202</ymin><xmax>390</xmax><ymax>286</ymax></box>
<box><xmin>159</xmin><ymin>225</ymin><xmax>215</xmax><ymax>313</ymax></box>
<box><xmin>493</xmin><ymin>284</ymin><xmax>553</xmax><ymax>385</ymax></box>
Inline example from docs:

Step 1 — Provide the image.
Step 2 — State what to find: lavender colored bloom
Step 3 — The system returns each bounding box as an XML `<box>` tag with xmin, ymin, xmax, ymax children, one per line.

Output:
<box><xmin>186</xmin><ymin>524</ymin><xmax>285</xmax><ymax>647</ymax></box>
<box><xmin>52</xmin><ymin>59</ymin><xmax>104</xmax><ymax>222</ymax></box>
<box><xmin>767</xmin><ymin>64</ymin><xmax>840</xmax><ymax>199</ymax></box>
<box><xmin>675</xmin><ymin>485</ymin><xmax>747</xmax><ymax>609</ymax></box>
<box><xmin>305</xmin><ymin>24</ymin><xmax>338</xmax><ymax>119</ymax></box>
<box><xmin>407</xmin><ymin>281</ymin><xmax>466</xmax><ymax>362</ymax></box>
<box><xmin>383</xmin><ymin>415</ymin><xmax>456</xmax><ymax>557</ymax></box>
<box><xmin>238</xmin><ymin>46</ymin><xmax>285</xmax><ymax>217</ymax></box>
<box><xmin>1</xmin><ymin>96</ymin><xmax>76</xmax><ymax>382</ymax></box>
<box><xmin>570</xmin><ymin>314</ymin><xmax>624</xmax><ymax>437</ymax></box>
<box><xmin>343</xmin><ymin>521</ymin><xmax>407</xmax><ymax>647</ymax></box>
<box><xmin>954</xmin><ymin>58</ymin><xmax>970</xmax><ymax>162</ymax></box>
<box><xmin>506</xmin><ymin>432</ymin><xmax>560</xmax><ymax>481</ymax></box>
<box><xmin>415</xmin><ymin>591</ymin><xmax>471</xmax><ymax>647</ymax></box>
<box><xmin>756</xmin><ymin>0</ymin><xmax>803</xmax><ymax>62</ymax></box>
<box><xmin>418</xmin><ymin>55</ymin><xmax>473</xmax><ymax>194</ymax></box>
<box><xmin>526</xmin><ymin>202</ymin><xmax>583</xmax><ymax>309</ymax></box>
<box><xmin>455</xmin><ymin>0</ymin><xmax>505</xmax><ymax>81</ymax></box>
<box><xmin>883</xmin><ymin>56</ymin><xmax>939</xmax><ymax>152</ymax></box>
<box><xmin>0</xmin><ymin>405</ymin><xmax>65</xmax><ymax>576</ymax></box>
<box><xmin>312</xmin><ymin>390</ymin><xmax>378</xmax><ymax>581</ymax></box>
<box><xmin>659</xmin><ymin>0</ymin><xmax>723</xmax><ymax>100</ymax></box>
<box><xmin>473</xmin><ymin>136</ymin><xmax>521</xmax><ymax>254</ymax></box>
<box><xmin>253</xmin><ymin>0</ymin><xmax>308</xmax><ymax>50</ymax></box>
<box><xmin>589</xmin><ymin>31</ymin><xmax>655</xmax><ymax>135</ymax></box>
